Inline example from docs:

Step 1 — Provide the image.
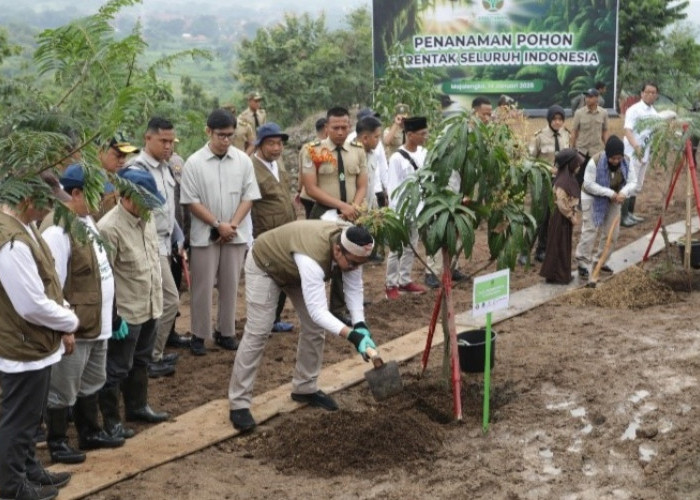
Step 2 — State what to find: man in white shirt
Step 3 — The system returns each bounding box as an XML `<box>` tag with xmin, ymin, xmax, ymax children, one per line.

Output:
<box><xmin>385</xmin><ymin>116</ymin><xmax>429</xmax><ymax>299</ymax></box>
<box><xmin>0</xmin><ymin>188</ymin><xmax>79</xmax><ymax>499</ymax></box>
<box><xmin>180</xmin><ymin>109</ymin><xmax>261</xmax><ymax>355</ymax></box>
<box><xmin>622</xmin><ymin>82</ymin><xmax>659</xmax><ymax>226</ymax></box>
<box><xmin>228</xmin><ymin>221</ymin><xmax>376</xmax><ymax>433</ymax></box>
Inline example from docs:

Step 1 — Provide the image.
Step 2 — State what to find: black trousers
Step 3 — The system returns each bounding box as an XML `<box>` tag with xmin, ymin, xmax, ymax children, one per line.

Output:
<box><xmin>103</xmin><ymin>318</ymin><xmax>157</xmax><ymax>390</ymax></box>
<box><xmin>0</xmin><ymin>366</ymin><xmax>51</xmax><ymax>494</ymax></box>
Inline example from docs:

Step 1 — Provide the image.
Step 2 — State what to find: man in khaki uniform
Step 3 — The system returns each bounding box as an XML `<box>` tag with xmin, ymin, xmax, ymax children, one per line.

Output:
<box><xmin>238</xmin><ymin>91</ymin><xmax>266</xmax><ymax>131</ymax></box>
<box><xmin>571</xmin><ymin>88</ymin><xmax>609</xmax><ymax>182</ymax></box>
<box><xmin>222</xmin><ymin>103</ymin><xmax>256</xmax><ymax>155</ymax></box>
<box><xmin>300</xmin><ymin>106</ymin><xmax>368</xmax><ymax>324</ymax></box>
<box><xmin>383</xmin><ymin>103</ymin><xmax>410</xmax><ymax>159</ymax></box>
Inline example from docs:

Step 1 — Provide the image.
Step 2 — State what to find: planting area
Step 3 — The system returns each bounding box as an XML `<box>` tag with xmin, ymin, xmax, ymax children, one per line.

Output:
<box><xmin>71</xmin><ymin>125</ymin><xmax>700</xmax><ymax>499</ymax></box>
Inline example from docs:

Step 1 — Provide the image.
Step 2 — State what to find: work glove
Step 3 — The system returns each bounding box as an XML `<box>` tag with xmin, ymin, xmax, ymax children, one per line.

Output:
<box><xmin>111</xmin><ymin>316</ymin><xmax>129</xmax><ymax>340</ymax></box>
<box><xmin>346</xmin><ymin>322</ymin><xmax>376</xmax><ymax>362</ymax></box>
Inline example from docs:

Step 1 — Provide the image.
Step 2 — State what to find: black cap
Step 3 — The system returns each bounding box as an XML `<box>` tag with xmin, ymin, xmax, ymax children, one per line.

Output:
<box><xmin>403</xmin><ymin>116</ymin><xmax>427</xmax><ymax>132</ymax></box>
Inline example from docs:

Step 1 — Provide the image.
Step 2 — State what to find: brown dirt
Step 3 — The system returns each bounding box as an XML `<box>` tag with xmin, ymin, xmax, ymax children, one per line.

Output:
<box><xmin>72</xmin><ymin>118</ymin><xmax>700</xmax><ymax>499</ymax></box>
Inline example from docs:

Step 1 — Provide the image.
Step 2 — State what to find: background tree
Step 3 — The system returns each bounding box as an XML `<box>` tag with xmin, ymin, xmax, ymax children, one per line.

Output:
<box><xmin>235</xmin><ymin>7</ymin><xmax>373</xmax><ymax>126</ymax></box>
<box><xmin>618</xmin><ymin>0</ymin><xmax>688</xmax><ymax>60</ymax></box>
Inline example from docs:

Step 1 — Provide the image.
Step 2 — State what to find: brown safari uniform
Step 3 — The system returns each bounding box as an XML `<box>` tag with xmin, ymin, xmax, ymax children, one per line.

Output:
<box><xmin>238</xmin><ymin>107</ymin><xmax>267</xmax><ymax>131</ymax></box>
<box><xmin>572</xmin><ymin>106</ymin><xmax>609</xmax><ymax>157</ymax></box>
<box><xmin>299</xmin><ymin>137</ymin><xmax>367</xmax><ymax>218</ymax></box>
<box><xmin>232</xmin><ymin>121</ymin><xmax>255</xmax><ymax>153</ymax></box>
<box><xmin>529</xmin><ymin>126</ymin><xmax>571</xmax><ymax>166</ymax></box>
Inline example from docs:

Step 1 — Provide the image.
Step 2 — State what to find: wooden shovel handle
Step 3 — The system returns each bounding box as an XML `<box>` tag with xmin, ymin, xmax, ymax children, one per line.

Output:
<box><xmin>365</xmin><ymin>346</ymin><xmax>384</xmax><ymax>369</ymax></box>
<box><xmin>591</xmin><ymin>214</ymin><xmax>621</xmax><ymax>282</ymax></box>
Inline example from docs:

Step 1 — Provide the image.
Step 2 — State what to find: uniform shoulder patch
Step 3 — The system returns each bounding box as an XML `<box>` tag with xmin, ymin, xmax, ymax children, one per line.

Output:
<box><xmin>308</xmin><ymin>140</ymin><xmax>321</xmax><ymax>147</ymax></box>
<box><xmin>349</xmin><ymin>140</ymin><xmax>363</xmax><ymax>148</ymax></box>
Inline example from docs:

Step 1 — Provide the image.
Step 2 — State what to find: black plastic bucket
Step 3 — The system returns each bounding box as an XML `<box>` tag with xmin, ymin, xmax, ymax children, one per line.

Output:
<box><xmin>677</xmin><ymin>240</ymin><xmax>700</xmax><ymax>269</ymax></box>
<box><xmin>457</xmin><ymin>329</ymin><xmax>496</xmax><ymax>373</ymax></box>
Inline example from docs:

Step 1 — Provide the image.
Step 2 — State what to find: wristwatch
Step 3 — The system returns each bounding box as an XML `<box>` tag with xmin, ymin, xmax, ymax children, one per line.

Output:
<box><xmin>212</xmin><ymin>220</ymin><xmax>221</xmax><ymax>228</ymax></box>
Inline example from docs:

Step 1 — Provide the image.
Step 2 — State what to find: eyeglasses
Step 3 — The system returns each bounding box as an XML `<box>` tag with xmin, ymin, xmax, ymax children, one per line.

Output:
<box><xmin>215</xmin><ymin>132</ymin><xmax>235</xmax><ymax>140</ymax></box>
<box><xmin>340</xmin><ymin>250</ymin><xmax>363</xmax><ymax>270</ymax></box>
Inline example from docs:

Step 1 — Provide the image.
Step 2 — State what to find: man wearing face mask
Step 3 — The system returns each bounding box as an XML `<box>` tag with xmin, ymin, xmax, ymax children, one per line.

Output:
<box><xmin>574</xmin><ymin>135</ymin><xmax>637</xmax><ymax>278</ymax></box>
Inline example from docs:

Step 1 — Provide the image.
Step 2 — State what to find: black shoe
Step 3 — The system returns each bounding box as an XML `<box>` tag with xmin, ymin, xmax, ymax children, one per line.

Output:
<box><xmin>578</xmin><ymin>266</ymin><xmax>589</xmax><ymax>279</ymax></box>
<box><xmin>104</xmin><ymin>421</ymin><xmax>135</xmax><ymax>440</ymax></box>
<box><xmin>230</xmin><ymin>409</ymin><xmax>257</xmax><ymax>433</ymax></box>
<box><xmin>214</xmin><ymin>331</ymin><xmax>239</xmax><ymax>351</ymax></box>
<box><xmin>161</xmin><ymin>352</ymin><xmax>179</xmax><ymax>364</ymax></box>
<box><xmin>535</xmin><ymin>250</ymin><xmax>546</xmax><ymax>262</ymax></box>
<box><xmin>166</xmin><ymin>331</ymin><xmax>191</xmax><ymax>348</ymax></box>
<box><xmin>424</xmin><ymin>274</ymin><xmax>440</xmax><ymax>289</ymax></box>
<box><xmin>147</xmin><ymin>360</ymin><xmax>176</xmax><ymax>379</ymax></box>
<box><xmin>47</xmin><ymin>439</ymin><xmax>85</xmax><ymax>464</ymax></box>
<box><xmin>26</xmin><ymin>469</ymin><xmax>71</xmax><ymax>489</ymax></box>
<box><xmin>0</xmin><ymin>481</ymin><xmax>58</xmax><ymax>500</ymax></box>
<box><xmin>291</xmin><ymin>390</ymin><xmax>339</xmax><ymax>411</ymax></box>
<box><xmin>190</xmin><ymin>335</ymin><xmax>207</xmax><ymax>356</ymax></box>
<box><xmin>600</xmin><ymin>265</ymin><xmax>614</xmax><ymax>273</ymax></box>
<box><xmin>33</xmin><ymin>426</ymin><xmax>46</xmax><ymax>445</ymax></box>
<box><xmin>125</xmin><ymin>405</ymin><xmax>170</xmax><ymax>424</ymax></box>
<box><xmin>451</xmin><ymin>269</ymin><xmax>469</xmax><ymax>282</ymax></box>
<box><xmin>78</xmin><ymin>429</ymin><xmax>125</xmax><ymax>450</ymax></box>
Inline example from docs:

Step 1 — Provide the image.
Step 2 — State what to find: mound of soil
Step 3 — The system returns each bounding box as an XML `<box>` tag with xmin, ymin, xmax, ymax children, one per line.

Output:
<box><xmin>565</xmin><ymin>265</ymin><xmax>676</xmax><ymax>309</ymax></box>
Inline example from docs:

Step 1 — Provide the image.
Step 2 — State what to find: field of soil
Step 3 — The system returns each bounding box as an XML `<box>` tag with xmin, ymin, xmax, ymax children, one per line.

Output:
<box><xmin>62</xmin><ymin>118</ymin><xmax>700</xmax><ymax>499</ymax></box>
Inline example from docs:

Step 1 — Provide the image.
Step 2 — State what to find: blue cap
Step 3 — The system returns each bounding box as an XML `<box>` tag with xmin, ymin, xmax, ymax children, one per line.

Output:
<box><xmin>60</xmin><ymin>164</ymin><xmax>86</xmax><ymax>192</ymax></box>
<box><xmin>118</xmin><ymin>168</ymin><xmax>165</xmax><ymax>206</ymax></box>
<box><xmin>357</xmin><ymin>108</ymin><xmax>380</xmax><ymax>121</ymax></box>
<box><xmin>255</xmin><ymin>122</ymin><xmax>289</xmax><ymax>146</ymax></box>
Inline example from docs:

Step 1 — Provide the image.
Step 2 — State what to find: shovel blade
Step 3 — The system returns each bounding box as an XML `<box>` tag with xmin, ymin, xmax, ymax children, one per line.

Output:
<box><xmin>364</xmin><ymin>361</ymin><xmax>403</xmax><ymax>401</ymax></box>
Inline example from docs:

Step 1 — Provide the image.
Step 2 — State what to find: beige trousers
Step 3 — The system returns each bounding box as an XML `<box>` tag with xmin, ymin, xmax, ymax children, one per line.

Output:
<box><xmin>228</xmin><ymin>253</ymin><xmax>326</xmax><ymax>409</ymax></box>
<box><xmin>575</xmin><ymin>199</ymin><xmax>621</xmax><ymax>269</ymax></box>
<box><xmin>151</xmin><ymin>255</ymin><xmax>180</xmax><ymax>361</ymax></box>
<box><xmin>190</xmin><ymin>243</ymin><xmax>246</xmax><ymax>339</ymax></box>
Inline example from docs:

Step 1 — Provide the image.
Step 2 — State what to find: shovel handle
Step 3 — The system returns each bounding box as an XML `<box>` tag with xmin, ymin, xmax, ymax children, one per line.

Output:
<box><xmin>365</xmin><ymin>346</ymin><xmax>384</xmax><ymax>369</ymax></box>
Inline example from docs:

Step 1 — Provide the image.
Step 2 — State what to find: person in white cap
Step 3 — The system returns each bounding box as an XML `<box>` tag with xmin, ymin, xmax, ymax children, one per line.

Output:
<box><xmin>228</xmin><ymin>221</ymin><xmax>376</xmax><ymax>433</ymax></box>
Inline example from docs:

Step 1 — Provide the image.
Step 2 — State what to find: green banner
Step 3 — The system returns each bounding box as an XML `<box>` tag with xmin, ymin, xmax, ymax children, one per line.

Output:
<box><xmin>372</xmin><ymin>0</ymin><xmax>619</xmax><ymax>111</ymax></box>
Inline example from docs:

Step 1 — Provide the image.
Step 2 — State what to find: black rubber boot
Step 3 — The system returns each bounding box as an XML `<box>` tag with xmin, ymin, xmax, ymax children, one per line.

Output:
<box><xmin>123</xmin><ymin>365</ymin><xmax>170</xmax><ymax>423</ymax></box>
<box><xmin>46</xmin><ymin>408</ymin><xmax>86</xmax><ymax>464</ymax></box>
<box><xmin>98</xmin><ymin>384</ymin><xmax>135</xmax><ymax>439</ymax></box>
<box><xmin>74</xmin><ymin>394</ymin><xmax>124</xmax><ymax>450</ymax></box>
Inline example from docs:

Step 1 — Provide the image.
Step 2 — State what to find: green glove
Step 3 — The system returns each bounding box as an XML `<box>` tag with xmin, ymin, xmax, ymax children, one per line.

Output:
<box><xmin>112</xmin><ymin>318</ymin><xmax>129</xmax><ymax>340</ymax></box>
<box><xmin>347</xmin><ymin>322</ymin><xmax>376</xmax><ymax>362</ymax></box>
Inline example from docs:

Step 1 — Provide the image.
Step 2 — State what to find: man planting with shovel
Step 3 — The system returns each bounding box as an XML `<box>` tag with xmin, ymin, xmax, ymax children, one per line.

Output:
<box><xmin>228</xmin><ymin>220</ymin><xmax>377</xmax><ymax>433</ymax></box>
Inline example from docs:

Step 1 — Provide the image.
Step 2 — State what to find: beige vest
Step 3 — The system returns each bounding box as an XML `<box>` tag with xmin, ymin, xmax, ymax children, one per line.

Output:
<box><xmin>0</xmin><ymin>213</ymin><xmax>64</xmax><ymax>361</ymax></box>
<box><xmin>40</xmin><ymin>211</ymin><xmax>102</xmax><ymax>339</ymax></box>
<box><xmin>252</xmin><ymin>220</ymin><xmax>345</xmax><ymax>287</ymax></box>
<box><xmin>250</xmin><ymin>155</ymin><xmax>296</xmax><ymax>238</ymax></box>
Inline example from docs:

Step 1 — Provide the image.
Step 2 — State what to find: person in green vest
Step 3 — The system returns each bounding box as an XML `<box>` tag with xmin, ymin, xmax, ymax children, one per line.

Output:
<box><xmin>228</xmin><ymin>221</ymin><xmax>376</xmax><ymax>433</ymax></box>
<box><xmin>40</xmin><ymin>164</ymin><xmax>125</xmax><ymax>465</ymax></box>
<box><xmin>0</xmin><ymin>186</ymin><xmax>78</xmax><ymax>499</ymax></box>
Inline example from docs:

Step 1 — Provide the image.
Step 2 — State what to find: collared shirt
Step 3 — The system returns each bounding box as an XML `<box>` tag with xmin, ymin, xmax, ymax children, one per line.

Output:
<box><xmin>254</xmin><ymin>152</ymin><xmax>280</xmax><ymax>182</ymax></box>
<box><xmin>97</xmin><ymin>202</ymin><xmax>163</xmax><ymax>324</ymax></box>
<box><xmin>386</xmin><ymin>146</ymin><xmax>426</xmax><ymax>210</ymax></box>
<box><xmin>529</xmin><ymin>126</ymin><xmax>571</xmax><ymax>165</ymax></box>
<box><xmin>623</xmin><ymin>100</ymin><xmax>659</xmax><ymax>162</ymax></box>
<box><xmin>180</xmin><ymin>143</ymin><xmax>261</xmax><ymax>247</ymax></box>
<box><xmin>130</xmin><ymin>151</ymin><xmax>177</xmax><ymax>256</ymax></box>
<box><xmin>572</xmin><ymin>106</ymin><xmax>609</xmax><ymax>155</ymax></box>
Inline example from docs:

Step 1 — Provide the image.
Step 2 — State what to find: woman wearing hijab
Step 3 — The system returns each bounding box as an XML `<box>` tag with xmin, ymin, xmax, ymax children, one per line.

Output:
<box><xmin>540</xmin><ymin>148</ymin><xmax>582</xmax><ymax>284</ymax></box>
<box><xmin>527</xmin><ymin>105</ymin><xmax>571</xmax><ymax>262</ymax></box>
